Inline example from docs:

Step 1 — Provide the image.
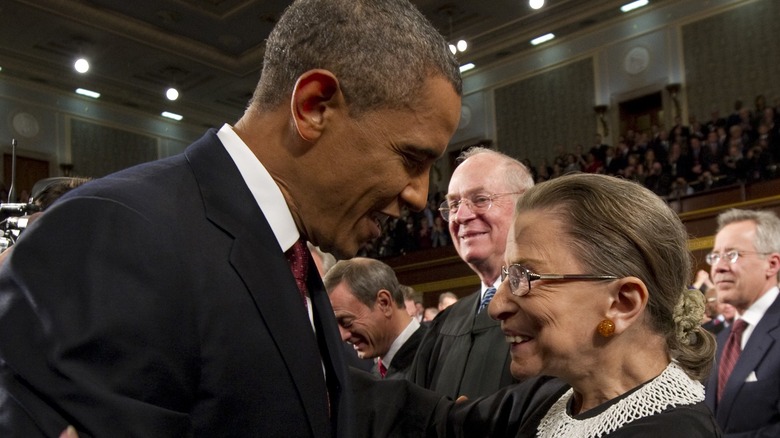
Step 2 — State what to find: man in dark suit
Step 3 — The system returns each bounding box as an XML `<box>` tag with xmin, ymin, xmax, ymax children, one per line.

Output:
<box><xmin>324</xmin><ymin>258</ymin><xmax>425</xmax><ymax>380</ymax></box>
<box><xmin>705</xmin><ymin>208</ymin><xmax>780</xmax><ymax>436</ymax></box>
<box><xmin>0</xmin><ymin>0</ymin><xmax>462</xmax><ymax>436</ymax></box>
<box><xmin>409</xmin><ymin>147</ymin><xmax>533</xmax><ymax>399</ymax></box>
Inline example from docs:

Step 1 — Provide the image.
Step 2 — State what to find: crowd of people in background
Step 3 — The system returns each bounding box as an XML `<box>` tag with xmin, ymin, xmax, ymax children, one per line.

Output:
<box><xmin>360</xmin><ymin>94</ymin><xmax>780</xmax><ymax>260</ymax></box>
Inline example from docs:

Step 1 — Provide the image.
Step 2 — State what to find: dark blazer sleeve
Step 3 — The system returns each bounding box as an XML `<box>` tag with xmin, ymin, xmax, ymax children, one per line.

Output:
<box><xmin>350</xmin><ymin>367</ymin><xmax>449</xmax><ymax>438</ymax></box>
<box><xmin>0</xmin><ymin>196</ymin><xmax>197</xmax><ymax>437</ymax></box>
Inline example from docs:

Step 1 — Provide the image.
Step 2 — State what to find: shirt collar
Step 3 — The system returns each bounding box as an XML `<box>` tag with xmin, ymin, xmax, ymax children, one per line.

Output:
<box><xmin>381</xmin><ymin>318</ymin><xmax>420</xmax><ymax>367</ymax></box>
<box><xmin>738</xmin><ymin>285</ymin><xmax>780</xmax><ymax>328</ymax></box>
<box><xmin>216</xmin><ymin>123</ymin><xmax>299</xmax><ymax>252</ymax></box>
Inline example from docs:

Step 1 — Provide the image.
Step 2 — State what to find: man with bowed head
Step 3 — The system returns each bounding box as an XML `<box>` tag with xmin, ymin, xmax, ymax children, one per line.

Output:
<box><xmin>410</xmin><ymin>147</ymin><xmax>534</xmax><ymax>399</ymax></box>
<box><xmin>0</xmin><ymin>0</ymin><xmax>462</xmax><ymax>436</ymax></box>
<box><xmin>324</xmin><ymin>257</ymin><xmax>426</xmax><ymax>380</ymax></box>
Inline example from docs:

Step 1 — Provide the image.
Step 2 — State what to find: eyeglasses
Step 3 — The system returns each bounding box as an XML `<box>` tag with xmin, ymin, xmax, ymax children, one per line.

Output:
<box><xmin>439</xmin><ymin>192</ymin><xmax>522</xmax><ymax>222</ymax></box>
<box><xmin>705</xmin><ymin>250</ymin><xmax>770</xmax><ymax>266</ymax></box>
<box><xmin>501</xmin><ymin>264</ymin><xmax>618</xmax><ymax>297</ymax></box>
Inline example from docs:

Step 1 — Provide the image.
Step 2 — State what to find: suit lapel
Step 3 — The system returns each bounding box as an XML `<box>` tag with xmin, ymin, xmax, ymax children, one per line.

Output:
<box><xmin>718</xmin><ymin>295</ymin><xmax>780</xmax><ymax>423</ymax></box>
<box><xmin>308</xmin><ymin>265</ymin><xmax>354</xmax><ymax>437</ymax></box>
<box><xmin>185</xmin><ymin>132</ymin><xmax>331</xmax><ymax>435</ymax></box>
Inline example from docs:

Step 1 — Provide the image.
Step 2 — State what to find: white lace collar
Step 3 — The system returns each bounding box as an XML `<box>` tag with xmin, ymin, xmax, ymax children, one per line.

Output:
<box><xmin>537</xmin><ymin>362</ymin><xmax>704</xmax><ymax>438</ymax></box>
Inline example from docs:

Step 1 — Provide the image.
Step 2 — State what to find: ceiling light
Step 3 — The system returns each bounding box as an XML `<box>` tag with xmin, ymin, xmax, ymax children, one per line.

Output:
<box><xmin>166</xmin><ymin>87</ymin><xmax>179</xmax><ymax>101</ymax></box>
<box><xmin>621</xmin><ymin>0</ymin><xmax>649</xmax><ymax>13</ymax></box>
<box><xmin>459</xmin><ymin>63</ymin><xmax>475</xmax><ymax>73</ymax></box>
<box><xmin>449</xmin><ymin>44</ymin><xmax>457</xmax><ymax>55</ymax></box>
<box><xmin>531</xmin><ymin>33</ymin><xmax>555</xmax><ymax>46</ymax></box>
<box><xmin>456</xmin><ymin>39</ymin><xmax>468</xmax><ymax>52</ymax></box>
<box><xmin>161</xmin><ymin>111</ymin><xmax>183</xmax><ymax>121</ymax></box>
<box><xmin>75</xmin><ymin>88</ymin><xmax>100</xmax><ymax>99</ymax></box>
<box><xmin>529</xmin><ymin>0</ymin><xmax>545</xmax><ymax>10</ymax></box>
<box><xmin>74</xmin><ymin>58</ymin><xmax>90</xmax><ymax>74</ymax></box>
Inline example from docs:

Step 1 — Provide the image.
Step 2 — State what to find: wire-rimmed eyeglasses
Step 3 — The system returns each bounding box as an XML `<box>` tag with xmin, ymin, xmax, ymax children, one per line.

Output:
<box><xmin>500</xmin><ymin>264</ymin><xmax>618</xmax><ymax>297</ymax></box>
<box><xmin>705</xmin><ymin>250</ymin><xmax>770</xmax><ymax>266</ymax></box>
<box><xmin>438</xmin><ymin>192</ymin><xmax>522</xmax><ymax>222</ymax></box>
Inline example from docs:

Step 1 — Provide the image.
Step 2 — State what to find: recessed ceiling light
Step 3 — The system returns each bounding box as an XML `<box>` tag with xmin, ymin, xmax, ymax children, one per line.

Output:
<box><xmin>529</xmin><ymin>0</ymin><xmax>545</xmax><ymax>10</ymax></box>
<box><xmin>621</xmin><ymin>0</ymin><xmax>649</xmax><ymax>13</ymax></box>
<box><xmin>459</xmin><ymin>63</ymin><xmax>475</xmax><ymax>73</ymax></box>
<box><xmin>74</xmin><ymin>58</ymin><xmax>90</xmax><ymax>74</ymax></box>
<box><xmin>161</xmin><ymin>111</ymin><xmax>183</xmax><ymax>121</ymax></box>
<box><xmin>75</xmin><ymin>88</ymin><xmax>100</xmax><ymax>99</ymax></box>
<box><xmin>531</xmin><ymin>33</ymin><xmax>555</xmax><ymax>46</ymax></box>
<box><xmin>166</xmin><ymin>87</ymin><xmax>179</xmax><ymax>101</ymax></box>
<box><xmin>456</xmin><ymin>39</ymin><xmax>468</xmax><ymax>52</ymax></box>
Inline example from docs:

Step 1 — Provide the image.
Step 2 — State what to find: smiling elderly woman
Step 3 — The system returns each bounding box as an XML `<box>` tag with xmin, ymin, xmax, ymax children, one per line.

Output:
<box><xmin>441</xmin><ymin>173</ymin><xmax>720</xmax><ymax>437</ymax></box>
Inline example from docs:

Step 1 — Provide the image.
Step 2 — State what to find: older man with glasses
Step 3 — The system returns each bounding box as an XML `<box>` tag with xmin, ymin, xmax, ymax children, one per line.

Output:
<box><xmin>409</xmin><ymin>146</ymin><xmax>534</xmax><ymax>400</ymax></box>
<box><xmin>704</xmin><ymin>208</ymin><xmax>780</xmax><ymax>437</ymax></box>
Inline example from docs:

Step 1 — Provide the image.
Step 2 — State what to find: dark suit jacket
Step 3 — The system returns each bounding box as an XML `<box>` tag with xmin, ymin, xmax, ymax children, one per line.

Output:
<box><xmin>705</xmin><ymin>294</ymin><xmax>780</xmax><ymax>437</ymax></box>
<box><xmin>371</xmin><ymin>324</ymin><xmax>426</xmax><ymax>380</ymax></box>
<box><xmin>0</xmin><ymin>130</ymin><xmax>358</xmax><ymax>437</ymax></box>
<box><xmin>410</xmin><ymin>290</ymin><xmax>517</xmax><ymax>399</ymax></box>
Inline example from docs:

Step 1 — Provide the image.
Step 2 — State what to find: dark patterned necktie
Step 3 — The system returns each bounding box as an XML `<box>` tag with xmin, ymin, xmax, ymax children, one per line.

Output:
<box><xmin>718</xmin><ymin>318</ymin><xmax>748</xmax><ymax>401</ymax></box>
<box><xmin>285</xmin><ymin>239</ymin><xmax>310</xmax><ymax>307</ymax></box>
<box><xmin>478</xmin><ymin>287</ymin><xmax>496</xmax><ymax>314</ymax></box>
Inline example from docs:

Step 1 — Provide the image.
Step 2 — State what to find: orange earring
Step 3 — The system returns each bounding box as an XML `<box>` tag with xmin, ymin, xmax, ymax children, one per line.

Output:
<box><xmin>597</xmin><ymin>319</ymin><xmax>615</xmax><ymax>337</ymax></box>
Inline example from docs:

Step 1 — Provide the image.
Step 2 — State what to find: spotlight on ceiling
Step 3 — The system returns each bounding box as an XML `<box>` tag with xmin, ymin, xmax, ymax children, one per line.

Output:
<box><xmin>621</xmin><ymin>0</ymin><xmax>649</xmax><ymax>13</ymax></box>
<box><xmin>74</xmin><ymin>58</ymin><xmax>90</xmax><ymax>74</ymax></box>
<box><xmin>529</xmin><ymin>0</ymin><xmax>545</xmax><ymax>10</ymax></box>
<box><xmin>449</xmin><ymin>40</ymin><xmax>469</xmax><ymax>55</ymax></box>
<box><xmin>531</xmin><ymin>33</ymin><xmax>555</xmax><ymax>46</ymax></box>
<box><xmin>166</xmin><ymin>87</ymin><xmax>179</xmax><ymax>101</ymax></box>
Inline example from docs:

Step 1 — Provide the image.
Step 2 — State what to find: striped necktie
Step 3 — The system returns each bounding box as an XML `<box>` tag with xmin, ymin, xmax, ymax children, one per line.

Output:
<box><xmin>478</xmin><ymin>287</ymin><xmax>497</xmax><ymax>314</ymax></box>
<box><xmin>718</xmin><ymin>318</ymin><xmax>748</xmax><ymax>401</ymax></box>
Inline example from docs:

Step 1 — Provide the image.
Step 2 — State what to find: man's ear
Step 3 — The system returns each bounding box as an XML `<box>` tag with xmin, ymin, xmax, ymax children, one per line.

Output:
<box><xmin>607</xmin><ymin>277</ymin><xmax>648</xmax><ymax>335</ymax></box>
<box><xmin>765</xmin><ymin>252</ymin><xmax>780</xmax><ymax>280</ymax></box>
<box><xmin>291</xmin><ymin>69</ymin><xmax>342</xmax><ymax>143</ymax></box>
<box><xmin>375</xmin><ymin>290</ymin><xmax>394</xmax><ymax>317</ymax></box>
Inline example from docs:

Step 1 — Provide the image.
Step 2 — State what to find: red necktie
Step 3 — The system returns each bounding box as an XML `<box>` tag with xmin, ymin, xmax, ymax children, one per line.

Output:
<box><xmin>718</xmin><ymin>318</ymin><xmax>748</xmax><ymax>401</ymax></box>
<box><xmin>285</xmin><ymin>239</ymin><xmax>310</xmax><ymax>307</ymax></box>
<box><xmin>377</xmin><ymin>358</ymin><xmax>388</xmax><ymax>378</ymax></box>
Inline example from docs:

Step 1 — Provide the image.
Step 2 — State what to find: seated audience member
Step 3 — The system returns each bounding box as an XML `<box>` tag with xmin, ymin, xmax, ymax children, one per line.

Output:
<box><xmin>423</xmin><ymin>307</ymin><xmax>439</xmax><ymax>322</ymax></box>
<box><xmin>703</xmin><ymin>296</ymin><xmax>736</xmax><ymax>336</ymax></box>
<box><xmin>705</xmin><ymin>208</ymin><xmax>780</xmax><ymax>436</ymax></box>
<box><xmin>444</xmin><ymin>173</ymin><xmax>718</xmax><ymax>437</ymax></box>
<box><xmin>437</xmin><ymin>291</ymin><xmax>458</xmax><ymax>311</ymax></box>
<box><xmin>402</xmin><ymin>285</ymin><xmax>424</xmax><ymax>322</ymax></box>
<box><xmin>324</xmin><ymin>258</ymin><xmax>426</xmax><ymax>380</ymax></box>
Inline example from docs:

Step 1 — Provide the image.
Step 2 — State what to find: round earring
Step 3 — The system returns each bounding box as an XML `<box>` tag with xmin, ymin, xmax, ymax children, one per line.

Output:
<box><xmin>597</xmin><ymin>319</ymin><xmax>615</xmax><ymax>337</ymax></box>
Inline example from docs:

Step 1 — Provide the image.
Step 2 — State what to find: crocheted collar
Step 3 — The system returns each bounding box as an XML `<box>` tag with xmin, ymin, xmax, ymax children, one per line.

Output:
<box><xmin>537</xmin><ymin>362</ymin><xmax>704</xmax><ymax>438</ymax></box>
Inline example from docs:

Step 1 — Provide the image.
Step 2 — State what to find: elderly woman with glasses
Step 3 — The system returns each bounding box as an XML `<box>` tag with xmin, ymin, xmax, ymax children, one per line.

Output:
<box><xmin>442</xmin><ymin>173</ymin><xmax>720</xmax><ymax>437</ymax></box>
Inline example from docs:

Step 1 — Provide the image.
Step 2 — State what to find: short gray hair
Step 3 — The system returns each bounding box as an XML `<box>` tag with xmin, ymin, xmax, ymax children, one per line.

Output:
<box><xmin>323</xmin><ymin>257</ymin><xmax>404</xmax><ymax>308</ymax></box>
